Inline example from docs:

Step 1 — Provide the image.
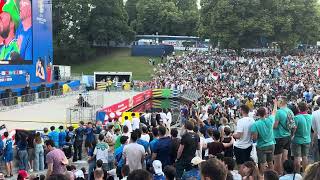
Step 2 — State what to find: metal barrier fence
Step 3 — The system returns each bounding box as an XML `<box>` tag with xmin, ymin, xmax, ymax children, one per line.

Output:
<box><xmin>180</xmin><ymin>89</ymin><xmax>202</xmax><ymax>102</ymax></box>
<box><xmin>66</xmin><ymin>91</ymin><xmax>104</xmax><ymax>125</ymax></box>
<box><xmin>95</xmin><ymin>82</ymin><xmax>151</xmax><ymax>92</ymax></box>
<box><xmin>0</xmin><ymin>87</ymin><xmax>85</xmax><ymax>112</ymax></box>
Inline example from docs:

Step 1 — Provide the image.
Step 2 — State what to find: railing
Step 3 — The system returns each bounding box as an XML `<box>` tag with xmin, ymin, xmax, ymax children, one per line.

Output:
<box><xmin>180</xmin><ymin>89</ymin><xmax>202</xmax><ymax>102</ymax></box>
<box><xmin>0</xmin><ymin>86</ymin><xmax>85</xmax><ymax>112</ymax></box>
<box><xmin>95</xmin><ymin>81</ymin><xmax>151</xmax><ymax>92</ymax></box>
<box><xmin>66</xmin><ymin>91</ymin><xmax>104</xmax><ymax>125</ymax></box>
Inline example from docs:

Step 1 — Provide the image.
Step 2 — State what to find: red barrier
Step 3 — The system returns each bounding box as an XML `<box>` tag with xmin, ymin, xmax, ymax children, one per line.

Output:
<box><xmin>103</xmin><ymin>99</ymin><xmax>130</xmax><ymax>113</ymax></box>
<box><xmin>102</xmin><ymin>89</ymin><xmax>153</xmax><ymax>113</ymax></box>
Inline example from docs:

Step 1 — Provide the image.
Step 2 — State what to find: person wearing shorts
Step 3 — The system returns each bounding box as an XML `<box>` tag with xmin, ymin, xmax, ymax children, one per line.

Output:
<box><xmin>273</xmin><ymin>97</ymin><xmax>293</xmax><ymax>175</ymax></box>
<box><xmin>257</xmin><ymin>145</ymin><xmax>275</xmax><ymax>165</ymax></box>
<box><xmin>233</xmin><ymin>105</ymin><xmax>255</xmax><ymax>166</ymax></box>
<box><xmin>292</xmin><ymin>102</ymin><xmax>312</xmax><ymax>172</ymax></box>
<box><xmin>3</xmin><ymin>132</ymin><xmax>13</xmax><ymax>177</ymax></box>
<box><xmin>251</xmin><ymin>103</ymin><xmax>277</xmax><ymax>174</ymax></box>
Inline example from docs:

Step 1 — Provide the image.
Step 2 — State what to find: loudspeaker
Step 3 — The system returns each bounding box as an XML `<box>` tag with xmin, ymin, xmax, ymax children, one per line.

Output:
<box><xmin>2</xmin><ymin>89</ymin><xmax>17</xmax><ymax>106</ymax></box>
<box><xmin>54</xmin><ymin>66</ymin><xmax>61</xmax><ymax>80</ymax></box>
<box><xmin>38</xmin><ymin>84</ymin><xmax>50</xmax><ymax>99</ymax></box>
<box><xmin>51</xmin><ymin>83</ymin><xmax>62</xmax><ymax>96</ymax></box>
<box><xmin>22</xmin><ymin>86</ymin><xmax>35</xmax><ymax>102</ymax></box>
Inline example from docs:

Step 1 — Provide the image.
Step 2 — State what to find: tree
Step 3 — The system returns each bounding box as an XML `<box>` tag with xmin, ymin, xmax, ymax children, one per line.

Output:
<box><xmin>200</xmin><ymin>0</ymin><xmax>273</xmax><ymax>51</ymax></box>
<box><xmin>176</xmin><ymin>0</ymin><xmax>198</xmax><ymax>11</ymax></box>
<box><xmin>125</xmin><ymin>0</ymin><xmax>139</xmax><ymax>24</ymax></box>
<box><xmin>89</xmin><ymin>0</ymin><xmax>135</xmax><ymax>46</ymax></box>
<box><xmin>134</xmin><ymin>0</ymin><xmax>199</xmax><ymax>35</ymax></box>
<box><xmin>52</xmin><ymin>0</ymin><xmax>94</xmax><ymax>64</ymax></box>
<box><xmin>199</xmin><ymin>0</ymin><xmax>320</xmax><ymax>53</ymax></box>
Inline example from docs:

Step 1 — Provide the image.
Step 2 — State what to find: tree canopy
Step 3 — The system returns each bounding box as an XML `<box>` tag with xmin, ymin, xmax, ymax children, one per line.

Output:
<box><xmin>199</xmin><ymin>0</ymin><xmax>320</xmax><ymax>52</ymax></box>
<box><xmin>52</xmin><ymin>0</ymin><xmax>320</xmax><ymax>64</ymax></box>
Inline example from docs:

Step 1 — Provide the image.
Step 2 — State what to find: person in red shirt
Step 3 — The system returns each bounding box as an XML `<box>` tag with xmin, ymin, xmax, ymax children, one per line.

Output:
<box><xmin>46</xmin><ymin>63</ymin><xmax>52</xmax><ymax>82</ymax></box>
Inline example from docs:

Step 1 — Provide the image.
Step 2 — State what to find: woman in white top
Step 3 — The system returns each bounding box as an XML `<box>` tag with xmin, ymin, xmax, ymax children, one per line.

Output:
<box><xmin>166</xmin><ymin>109</ymin><xmax>172</xmax><ymax>132</ymax></box>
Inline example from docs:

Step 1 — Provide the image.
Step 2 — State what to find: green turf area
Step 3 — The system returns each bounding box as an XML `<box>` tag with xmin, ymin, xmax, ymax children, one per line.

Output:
<box><xmin>72</xmin><ymin>48</ymin><xmax>161</xmax><ymax>81</ymax></box>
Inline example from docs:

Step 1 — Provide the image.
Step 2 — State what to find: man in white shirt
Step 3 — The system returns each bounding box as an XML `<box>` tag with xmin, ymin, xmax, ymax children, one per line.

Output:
<box><xmin>233</xmin><ymin>105</ymin><xmax>255</xmax><ymax>166</ymax></box>
<box><xmin>166</xmin><ymin>109</ymin><xmax>172</xmax><ymax>132</ymax></box>
<box><xmin>93</xmin><ymin>134</ymin><xmax>109</xmax><ymax>170</ymax></box>
<box><xmin>131</xmin><ymin>113</ymin><xmax>140</xmax><ymax>131</ymax></box>
<box><xmin>312</xmin><ymin>98</ymin><xmax>320</xmax><ymax>156</ymax></box>
<box><xmin>140</xmin><ymin>126</ymin><xmax>150</xmax><ymax>142</ymax></box>
<box><xmin>143</xmin><ymin>111</ymin><xmax>151</xmax><ymax>126</ymax></box>
<box><xmin>160</xmin><ymin>109</ymin><xmax>167</xmax><ymax>123</ymax></box>
<box><xmin>123</xmin><ymin>116</ymin><xmax>132</xmax><ymax>133</ymax></box>
<box><xmin>123</xmin><ymin>130</ymin><xmax>145</xmax><ymax>172</ymax></box>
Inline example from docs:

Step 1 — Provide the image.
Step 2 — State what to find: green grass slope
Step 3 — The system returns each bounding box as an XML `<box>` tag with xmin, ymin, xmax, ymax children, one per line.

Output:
<box><xmin>72</xmin><ymin>48</ymin><xmax>159</xmax><ymax>81</ymax></box>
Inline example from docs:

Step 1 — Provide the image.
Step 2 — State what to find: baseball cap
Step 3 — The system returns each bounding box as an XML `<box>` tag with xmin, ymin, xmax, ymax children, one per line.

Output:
<box><xmin>152</xmin><ymin>160</ymin><xmax>163</xmax><ymax>175</ymax></box>
<box><xmin>18</xmin><ymin>170</ymin><xmax>29</xmax><ymax>179</ymax></box>
<box><xmin>191</xmin><ymin>157</ymin><xmax>204</xmax><ymax>166</ymax></box>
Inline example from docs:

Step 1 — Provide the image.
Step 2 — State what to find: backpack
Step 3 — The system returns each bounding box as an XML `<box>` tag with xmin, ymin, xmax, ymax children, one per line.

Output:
<box><xmin>280</xmin><ymin>109</ymin><xmax>296</xmax><ymax>132</ymax></box>
<box><xmin>62</xmin><ymin>143</ymin><xmax>73</xmax><ymax>159</ymax></box>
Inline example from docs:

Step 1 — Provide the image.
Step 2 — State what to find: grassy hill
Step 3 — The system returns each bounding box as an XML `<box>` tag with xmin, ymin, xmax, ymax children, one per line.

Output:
<box><xmin>72</xmin><ymin>48</ymin><xmax>159</xmax><ymax>81</ymax></box>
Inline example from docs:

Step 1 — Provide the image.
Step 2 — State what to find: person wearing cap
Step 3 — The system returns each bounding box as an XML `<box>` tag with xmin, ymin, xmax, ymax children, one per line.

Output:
<box><xmin>152</xmin><ymin>160</ymin><xmax>165</xmax><ymax>180</ymax></box>
<box><xmin>17</xmin><ymin>170</ymin><xmax>29</xmax><ymax>180</ymax></box>
<box><xmin>15</xmin><ymin>0</ymin><xmax>32</xmax><ymax>60</ymax></box>
<box><xmin>181</xmin><ymin>157</ymin><xmax>203</xmax><ymax>180</ymax></box>
<box><xmin>0</xmin><ymin>0</ymin><xmax>20</xmax><ymax>60</ymax></box>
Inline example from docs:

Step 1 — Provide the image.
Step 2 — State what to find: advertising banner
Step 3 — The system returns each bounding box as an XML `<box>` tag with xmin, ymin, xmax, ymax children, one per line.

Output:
<box><xmin>97</xmin><ymin>89</ymin><xmax>154</xmax><ymax>121</ymax></box>
<box><xmin>132</xmin><ymin>89</ymin><xmax>153</xmax><ymax>107</ymax></box>
<box><xmin>103</xmin><ymin>99</ymin><xmax>130</xmax><ymax>113</ymax></box>
<box><xmin>0</xmin><ymin>0</ymin><xmax>53</xmax><ymax>87</ymax></box>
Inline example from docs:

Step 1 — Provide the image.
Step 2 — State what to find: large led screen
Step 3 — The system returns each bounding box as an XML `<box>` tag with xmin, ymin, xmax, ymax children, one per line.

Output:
<box><xmin>0</xmin><ymin>0</ymin><xmax>32</xmax><ymax>65</ymax></box>
<box><xmin>0</xmin><ymin>0</ymin><xmax>53</xmax><ymax>87</ymax></box>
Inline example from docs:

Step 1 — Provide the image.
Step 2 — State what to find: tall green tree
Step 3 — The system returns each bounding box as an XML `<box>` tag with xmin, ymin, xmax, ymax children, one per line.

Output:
<box><xmin>89</xmin><ymin>0</ymin><xmax>134</xmax><ymax>46</ymax></box>
<box><xmin>199</xmin><ymin>0</ymin><xmax>320</xmax><ymax>53</ymax></box>
<box><xmin>176</xmin><ymin>0</ymin><xmax>198</xmax><ymax>11</ymax></box>
<box><xmin>125</xmin><ymin>0</ymin><xmax>139</xmax><ymax>24</ymax></box>
<box><xmin>52</xmin><ymin>0</ymin><xmax>94</xmax><ymax>64</ymax></box>
<box><xmin>134</xmin><ymin>0</ymin><xmax>199</xmax><ymax>35</ymax></box>
<box><xmin>200</xmin><ymin>0</ymin><xmax>273</xmax><ymax>51</ymax></box>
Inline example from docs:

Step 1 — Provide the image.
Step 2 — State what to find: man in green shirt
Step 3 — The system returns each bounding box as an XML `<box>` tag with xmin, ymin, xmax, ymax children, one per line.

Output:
<box><xmin>273</xmin><ymin>97</ymin><xmax>294</xmax><ymax>175</ymax></box>
<box><xmin>251</xmin><ymin>100</ymin><xmax>277</xmax><ymax>174</ymax></box>
<box><xmin>0</xmin><ymin>0</ymin><xmax>20</xmax><ymax>61</ymax></box>
<box><xmin>292</xmin><ymin>102</ymin><xmax>312</xmax><ymax>172</ymax></box>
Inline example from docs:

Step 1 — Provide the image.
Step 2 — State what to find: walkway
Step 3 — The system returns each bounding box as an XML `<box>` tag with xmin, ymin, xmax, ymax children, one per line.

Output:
<box><xmin>0</xmin><ymin>91</ymin><xmax>139</xmax><ymax>130</ymax></box>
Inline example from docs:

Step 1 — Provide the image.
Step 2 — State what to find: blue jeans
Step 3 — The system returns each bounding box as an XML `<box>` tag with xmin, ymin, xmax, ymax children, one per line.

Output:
<box><xmin>34</xmin><ymin>144</ymin><xmax>44</xmax><ymax>171</ymax></box>
<box><xmin>88</xmin><ymin>160</ymin><xmax>96</xmax><ymax>180</ymax></box>
<box><xmin>18</xmin><ymin>150</ymin><xmax>29</xmax><ymax>170</ymax></box>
